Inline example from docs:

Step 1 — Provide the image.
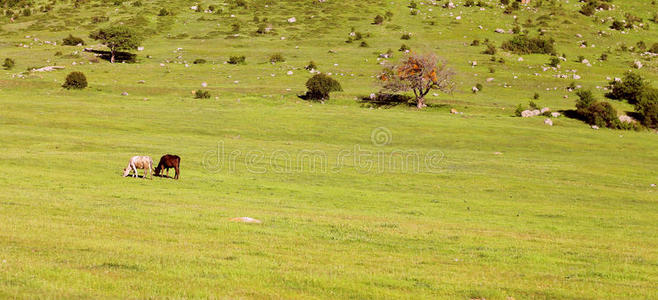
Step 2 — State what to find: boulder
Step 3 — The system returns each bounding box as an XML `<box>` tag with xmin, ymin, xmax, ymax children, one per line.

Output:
<box><xmin>544</xmin><ymin>118</ymin><xmax>553</xmax><ymax>126</ymax></box>
<box><xmin>229</xmin><ymin>217</ymin><xmax>262</xmax><ymax>224</ymax></box>
<box><xmin>551</xmin><ymin>112</ymin><xmax>561</xmax><ymax>118</ymax></box>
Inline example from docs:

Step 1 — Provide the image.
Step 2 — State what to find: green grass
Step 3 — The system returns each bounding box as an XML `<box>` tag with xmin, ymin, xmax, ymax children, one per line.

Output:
<box><xmin>1</xmin><ymin>0</ymin><xmax>657</xmax><ymax>298</ymax></box>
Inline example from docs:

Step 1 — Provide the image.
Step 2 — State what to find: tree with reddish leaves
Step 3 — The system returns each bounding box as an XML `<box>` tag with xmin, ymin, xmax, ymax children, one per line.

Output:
<box><xmin>378</xmin><ymin>53</ymin><xmax>455</xmax><ymax>109</ymax></box>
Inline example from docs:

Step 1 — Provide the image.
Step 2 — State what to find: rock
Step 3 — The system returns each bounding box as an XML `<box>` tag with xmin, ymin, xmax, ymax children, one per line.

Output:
<box><xmin>201</xmin><ymin>82</ymin><xmax>208</xmax><ymax>87</ymax></box>
<box><xmin>137</xmin><ymin>80</ymin><xmax>146</xmax><ymax>84</ymax></box>
<box><xmin>540</xmin><ymin>107</ymin><xmax>550</xmax><ymax>113</ymax></box>
<box><xmin>518</xmin><ymin>57</ymin><xmax>524</xmax><ymax>62</ymax></box>
<box><xmin>619</xmin><ymin>115</ymin><xmax>635</xmax><ymax>123</ymax></box>
<box><xmin>486</xmin><ymin>77</ymin><xmax>494</xmax><ymax>82</ymax></box>
<box><xmin>121</xmin><ymin>92</ymin><xmax>129</xmax><ymax>96</ymax></box>
<box><xmin>494</xmin><ymin>152</ymin><xmax>503</xmax><ymax>155</ymax></box>
<box><xmin>472</xmin><ymin>86</ymin><xmax>479</xmax><ymax>93</ymax></box>
<box><xmin>591</xmin><ymin>125</ymin><xmax>599</xmax><ymax>130</ymax></box>
<box><xmin>544</xmin><ymin>118</ymin><xmax>553</xmax><ymax>126</ymax></box>
<box><xmin>450</xmin><ymin>108</ymin><xmax>458</xmax><ymax>114</ymax></box>
<box><xmin>495</xmin><ymin>28</ymin><xmax>506</xmax><ymax>33</ymax></box>
<box><xmin>582</xmin><ymin>59</ymin><xmax>589</xmax><ymax>64</ymax></box>
<box><xmin>551</xmin><ymin>112</ymin><xmax>561</xmax><ymax>118</ymax></box>
<box><xmin>288</xmin><ymin>17</ymin><xmax>296</xmax><ymax>23</ymax></box>
<box><xmin>521</xmin><ymin>110</ymin><xmax>533</xmax><ymax>118</ymax></box>
<box><xmin>471</xmin><ymin>61</ymin><xmax>477</xmax><ymax>67</ymax></box>
<box><xmin>633</xmin><ymin>60</ymin><xmax>643</xmax><ymax>69</ymax></box>
<box><xmin>287</xmin><ymin>71</ymin><xmax>293</xmax><ymax>75</ymax></box>
<box><xmin>573</xmin><ymin>74</ymin><xmax>581</xmax><ymax>80</ymax></box>
<box><xmin>651</xmin><ymin>184</ymin><xmax>656</xmax><ymax>187</ymax></box>
<box><xmin>30</xmin><ymin>66</ymin><xmax>65</xmax><ymax>72</ymax></box>
<box><xmin>230</xmin><ymin>217</ymin><xmax>262</xmax><ymax>224</ymax></box>
<box><xmin>137</xmin><ymin>46</ymin><xmax>144</xmax><ymax>51</ymax></box>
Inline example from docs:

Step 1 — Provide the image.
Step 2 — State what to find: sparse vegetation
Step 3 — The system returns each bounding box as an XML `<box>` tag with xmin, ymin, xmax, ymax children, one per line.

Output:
<box><xmin>501</xmin><ymin>35</ymin><xmax>556</xmax><ymax>55</ymax></box>
<box><xmin>227</xmin><ymin>55</ymin><xmax>246</xmax><ymax>65</ymax></box>
<box><xmin>62</xmin><ymin>34</ymin><xmax>84</xmax><ymax>46</ymax></box>
<box><xmin>2</xmin><ymin>58</ymin><xmax>15</xmax><ymax>70</ymax></box>
<box><xmin>194</xmin><ymin>89</ymin><xmax>211</xmax><ymax>99</ymax></box>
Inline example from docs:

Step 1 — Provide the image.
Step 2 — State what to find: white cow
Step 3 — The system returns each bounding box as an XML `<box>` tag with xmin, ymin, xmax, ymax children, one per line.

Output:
<box><xmin>123</xmin><ymin>156</ymin><xmax>154</xmax><ymax>179</ymax></box>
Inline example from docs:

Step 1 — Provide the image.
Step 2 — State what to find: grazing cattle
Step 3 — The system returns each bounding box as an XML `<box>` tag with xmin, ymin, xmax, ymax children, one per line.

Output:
<box><xmin>123</xmin><ymin>156</ymin><xmax>154</xmax><ymax>179</ymax></box>
<box><xmin>154</xmin><ymin>154</ymin><xmax>181</xmax><ymax>179</ymax></box>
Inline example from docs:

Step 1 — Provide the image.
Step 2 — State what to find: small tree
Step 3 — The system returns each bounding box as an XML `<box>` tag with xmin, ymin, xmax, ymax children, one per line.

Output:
<box><xmin>635</xmin><ymin>88</ymin><xmax>658</xmax><ymax>128</ymax></box>
<box><xmin>62</xmin><ymin>34</ymin><xmax>84</xmax><ymax>46</ymax></box>
<box><xmin>62</xmin><ymin>72</ymin><xmax>87</xmax><ymax>89</ymax></box>
<box><xmin>607</xmin><ymin>72</ymin><xmax>648</xmax><ymax>104</ymax></box>
<box><xmin>378</xmin><ymin>53</ymin><xmax>455</xmax><ymax>109</ymax></box>
<box><xmin>2</xmin><ymin>58</ymin><xmax>15</xmax><ymax>70</ymax></box>
<box><xmin>303</xmin><ymin>74</ymin><xmax>342</xmax><ymax>100</ymax></box>
<box><xmin>89</xmin><ymin>26</ymin><xmax>142</xmax><ymax>63</ymax></box>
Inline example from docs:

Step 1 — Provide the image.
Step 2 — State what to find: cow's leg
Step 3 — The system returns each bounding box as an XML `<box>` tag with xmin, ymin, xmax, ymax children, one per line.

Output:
<box><xmin>174</xmin><ymin>166</ymin><xmax>179</xmax><ymax>180</ymax></box>
<box><xmin>132</xmin><ymin>163</ymin><xmax>138</xmax><ymax>178</ymax></box>
<box><xmin>166</xmin><ymin>168</ymin><xmax>169</xmax><ymax>178</ymax></box>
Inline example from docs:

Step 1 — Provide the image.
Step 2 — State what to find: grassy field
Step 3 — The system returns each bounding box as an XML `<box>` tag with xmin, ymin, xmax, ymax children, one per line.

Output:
<box><xmin>1</xmin><ymin>0</ymin><xmax>657</xmax><ymax>298</ymax></box>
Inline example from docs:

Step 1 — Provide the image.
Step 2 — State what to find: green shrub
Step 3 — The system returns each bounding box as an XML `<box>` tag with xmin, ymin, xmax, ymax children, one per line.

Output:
<box><xmin>305</xmin><ymin>61</ymin><xmax>317</xmax><ymax>70</ymax></box>
<box><xmin>62</xmin><ymin>72</ymin><xmax>87</xmax><ymax>89</ymax></box>
<box><xmin>483</xmin><ymin>44</ymin><xmax>496</xmax><ymax>55</ymax></box>
<box><xmin>158</xmin><ymin>8</ymin><xmax>173</xmax><ymax>16</ymax></box>
<box><xmin>193</xmin><ymin>58</ymin><xmax>207</xmax><ymax>64</ymax></box>
<box><xmin>303</xmin><ymin>74</ymin><xmax>342</xmax><ymax>100</ymax></box>
<box><xmin>132</xmin><ymin>1</ymin><xmax>142</xmax><ymax>7</ymax></box>
<box><xmin>607</xmin><ymin>72</ymin><xmax>648</xmax><ymax>104</ymax></box>
<box><xmin>401</xmin><ymin>33</ymin><xmax>411</xmax><ymax>40</ymax></box>
<box><xmin>533</xmin><ymin>93</ymin><xmax>540</xmax><ymax>100</ymax></box>
<box><xmin>600</xmin><ymin>53</ymin><xmax>608</xmax><ymax>61</ymax></box>
<box><xmin>475</xmin><ymin>83</ymin><xmax>483</xmax><ymax>92</ymax></box>
<box><xmin>650</xmin><ymin>43</ymin><xmax>658</xmax><ymax>54</ymax></box>
<box><xmin>576</xmin><ymin>89</ymin><xmax>619</xmax><ymax>128</ymax></box>
<box><xmin>359</xmin><ymin>41</ymin><xmax>369</xmax><ymax>48</ymax></box>
<box><xmin>269</xmin><ymin>53</ymin><xmax>285</xmax><ymax>63</ymax></box>
<box><xmin>62</xmin><ymin>34</ymin><xmax>84</xmax><ymax>46</ymax></box>
<box><xmin>548</xmin><ymin>56</ymin><xmax>560</xmax><ymax>67</ymax></box>
<box><xmin>373</xmin><ymin>15</ymin><xmax>384</xmax><ymax>25</ymax></box>
<box><xmin>610</xmin><ymin>20</ymin><xmax>624</xmax><ymax>30</ymax></box>
<box><xmin>194</xmin><ymin>90</ymin><xmax>211</xmax><ymax>99</ymax></box>
<box><xmin>471</xmin><ymin>39</ymin><xmax>480</xmax><ymax>46</ymax></box>
<box><xmin>227</xmin><ymin>55</ymin><xmax>246</xmax><ymax>65</ymax></box>
<box><xmin>2</xmin><ymin>58</ymin><xmax>15</xmax><ymax>70</ymax></box>
<box><xmin>635</xmin><ymin>88</ymin><xmax>658</xmax><ymax>128</ymax></box>
<box><xmin>399</xmin><ymin>44</ymin><xmax>410</xmax><ymax>52</ymax></box>
<box><xmin>501</xmin><ymin>35</ymin><xmax>555</xmax><ymax>55</ymax></box>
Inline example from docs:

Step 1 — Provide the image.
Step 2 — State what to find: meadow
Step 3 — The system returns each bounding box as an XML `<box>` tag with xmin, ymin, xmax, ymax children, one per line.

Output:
<box><xmin>0</xmin><ymin>0</ymin><xmax>657</xmax><ymax>298</ymax></box>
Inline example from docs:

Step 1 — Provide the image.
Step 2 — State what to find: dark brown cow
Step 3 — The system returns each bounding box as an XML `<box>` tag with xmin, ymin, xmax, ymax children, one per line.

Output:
<box><xmin>154</xmin><ymin>154</ymin><xmax>180</xmax><ymax>179</ymax></box>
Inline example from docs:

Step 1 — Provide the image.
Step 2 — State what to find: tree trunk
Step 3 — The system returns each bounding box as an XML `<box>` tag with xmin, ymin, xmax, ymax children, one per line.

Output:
<box><xmin>110</xmin><ymin>50</ymin><xmax>115</xmax><ymax>63</ymax></box>
<box><xmin>416</xmin><ymin>97</ymin><xmax>426</xmax><ymax>109</ymax></box>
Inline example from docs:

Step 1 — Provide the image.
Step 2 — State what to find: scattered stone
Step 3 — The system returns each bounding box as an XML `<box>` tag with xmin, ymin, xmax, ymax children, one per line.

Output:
<box><xmin>121</xmin><ymin>92</ymin><xmax>129</xmax><ymax>96</ymax></box>
<box><xmin>287</xmin><ymin>17</ymin><xmax>296</xmax><ymax>23</ymax></box>
<box><xmin>551</xmin><ymin>112</ymin><xmax>561</xmax><ymax>118</ymax></box>
<box><xmin>30</xmin><ymin>66</ymin><xmax>64</xmax><ymax>72</ymax></box>
<box><xmin>494</xmin><ymin>152</ymin><xmax>503</xmax><ymax>155</ymax></box>
<box><xmin>450</xmin><ymin>108</ymin><xmax>458</xmax><ymax>114</ymax></box>
<box><xmin>472</xmin><ymin>86</ymin><xmax>479</xmax><ymax>93</ymax></box>
<box><xmin>618</xmin><ymin>115</ymin><xmax>635</xmax><ymax>124</ymax></box>
<box><xmin>201</xmin><ymin>82</ymin><xmax>207</xmax><ymax>87</ymax></box>
<box><xmin>633</xmin><ymin>60</ymin><xmax>643</xmax><ymax>69</ymax></box>
<box><xmin>540</xmin><ymin>107</ymin><xmax>550</xmax><ymax>114</ymax></box>
<box><xmin>137</xmin><ymin>80</ymin><xmax>146</xmax><ymax>84</ymax></box>
<box><xmin>544</xmin><ymin>118</ymin><xmax>553</xmax><ymax>126</ymax></box>
<box><xmin>287</xmin><ymin>71</ymin><xmax>294</xmax><ymax>75</ymax></box>
<box><xmin>229</xmin><ymin>217</ymin><xmax>262</xmax><ymax>224</ymax></box>
<box><xmin>591</xmin><ymin>125</ymin><xmax>599</xmax><ymax>130</ymax></box>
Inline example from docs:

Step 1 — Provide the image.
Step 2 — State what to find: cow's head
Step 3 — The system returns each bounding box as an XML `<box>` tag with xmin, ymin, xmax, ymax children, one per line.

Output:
<box><xmin>122</xmin><ymin>167</ymin><xmax>131</xmax><ymax>177</ymax></box>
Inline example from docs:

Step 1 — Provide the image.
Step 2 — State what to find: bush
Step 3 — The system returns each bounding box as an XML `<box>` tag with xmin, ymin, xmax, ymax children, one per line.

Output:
<box><xmin>475</xmin><ymin>83</ymin><xmax>483</xmax><ymax>92</ymax></box>
<box><xmin>600</xmin><ymin>53</ymin><xmax>608</xmax><ymax>61</ymax></box>
<box><xmin>193</xmin><ymin>58</ymin><xmax>207</xmax><ymax>64</ymax></box>
<box><xmin>610</xmin><ymin>20</ymin><xmax>624</xmax><ymax>30</ymax></box>
<box><xmin>373</xmin><ymin>15</ymin><xmax>384</xmax><ymax>25</ymax></box>
<box><xmin>482</xmin><ymin>44</ymin><xmax>496</xmax><ymax>55</ymax></box>
<box><xmin>227</xmin><ymin>55</ymin><xmax>246</xmax><ymax>65</ymax></box>
<box><xmin>399</xmin><ymin>44</ymin><xmax>410</xmax><ymax>52</ymax></box>
<box><xmin>635</xmin><ymin>88</ymin><xmax>658</xmax><ymax>128</ymax></box>
<box><xmin>533</xmin><ymin>92</ymin><xmax>540</xmax><ymax>100</ymax></box>
<box><xmin>303</xmin><ymin>74</ymin><xmax>342</xmax><ymax>100</ymax></box>
<box><xmin>580</xmin><ymin>2</ymin><xmax>597</xmax><ymax>16</ymax></box>
<box><xmin>194</xmin><ymin>89</ymin><xmax>211</xmax><ymax>99</ymax></box>
<box><xmin>62</xmin><ymin>34</ymin><xmax>84</xmax><ymax>46</ymax></box>
<box><xmin>158</xmin><ymin>8</ymin><xmax>173</xmax><ymax>16</ymax></box>
<box><xmin>305</xmin><ymin>61</ymin><xmax>317</xmax><ymax>70</ymax></box>
<box><xmin>269</xmin><ymin>53</ymin><xmax>285</xmax><ymax>63</ymax></box>
<box><xmin>501</xmin><ymin>35</ymin><xmax>555</xmax><ymax>55</ymax></box>
<box><xmin>576</xmin><ymin>90</ymin><xmax>619</xmax><ymax>128</ymax></box>
<box><xmin>62</xmin><ymin>72</ymin><xmax>87</xmax><ymax>89</ymax></box>
<box><xmin>401</xmin><ymin>33</ymin><xmax>411</xmax><ymax>40</ymax></box>
<box><xmin>2</xmin><ymin>58</ymin><xmax>15</xmax><ymax>70</ymax></box>
<box><xmin>548</xmin><ymin>56</ymin><xmax>560</xmax><ymax>67</ymax></box>
<box><xmin>607</xmin><ymin>72</ymin><xmax>648</xmax><ymax>104</ymax></box>
<box><xmin>359</xmin><ymin>41</ymin><xmax>369</xmax><ymax>47</ymax></box>
<box><xmin>471</xmin><ymin>39</ymin><xmax>480</xmax><ymax>46</ymax></box>
<box><xmin>650</xmin><ymin>43</ymin><xmax>658</xmax><ymax>54</ymax></box>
